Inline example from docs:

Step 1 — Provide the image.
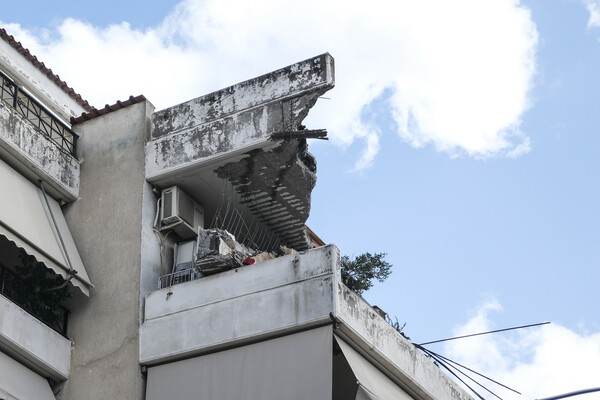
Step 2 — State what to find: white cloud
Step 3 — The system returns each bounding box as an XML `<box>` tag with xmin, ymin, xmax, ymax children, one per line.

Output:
<box><xmin>584</xmin><ymin>0</ymin><xmax>600</xmax><ymax>28</ymax></box>
<box><xmin>443</xmin><ymin>301</ymin><xmax>600</xmax><ymax>400</ymax></box>
<box><xmin>1</xmin><ymin>0</ymin><xmax>538</xmax><ymax>169</ymax></box>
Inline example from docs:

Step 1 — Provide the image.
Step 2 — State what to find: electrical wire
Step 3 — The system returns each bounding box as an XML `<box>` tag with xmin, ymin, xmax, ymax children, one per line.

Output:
<box><xmin>537</xmin><ymin>387</ymin><xmax>600</xmax><ymax>400</ymax></box>
<box><xmin>418</xmin><ymin>322</ymin><xmax>550</xmax><ymax>346</ymax></box>
<box><xmin>416</xmin><ymin>344</ymin><xmax>520</xmax><ymax>395</ymax></box>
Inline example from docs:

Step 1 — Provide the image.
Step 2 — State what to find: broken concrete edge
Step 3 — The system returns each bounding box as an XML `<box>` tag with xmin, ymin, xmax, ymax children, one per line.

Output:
<box><xmin>145</xmin><ymin>137</ymin><xmax>279</xmax><ymax>183</ymax></box>
<box><xmin>151</xmin><ymin>53</ymin><xmax>334</xmax><ymax>139</ymax></box>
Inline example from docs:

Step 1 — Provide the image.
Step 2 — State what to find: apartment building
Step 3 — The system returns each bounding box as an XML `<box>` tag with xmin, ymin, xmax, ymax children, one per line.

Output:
<box><xmin>0</xmin><ymin>28</ymin><xmax>472</xmax><ymax>400</ymax></box>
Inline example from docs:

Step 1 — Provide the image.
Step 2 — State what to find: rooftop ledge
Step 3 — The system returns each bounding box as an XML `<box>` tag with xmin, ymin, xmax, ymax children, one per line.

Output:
<box><xmin>139</xmin><ymin>245</ymin><xmax>471</xmax><ymax>400</ymax></box>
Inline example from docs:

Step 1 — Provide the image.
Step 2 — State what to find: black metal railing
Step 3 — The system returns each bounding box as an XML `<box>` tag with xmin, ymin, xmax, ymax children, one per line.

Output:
<box><xmin>0</xmin><ymin>70</ymin><xmax>78</xmax><ymax>156</ymax></box>
<box><xmin>0</xmin><ymin>263</ymin><xmax>69</xmax><ymax>337</ymax></box>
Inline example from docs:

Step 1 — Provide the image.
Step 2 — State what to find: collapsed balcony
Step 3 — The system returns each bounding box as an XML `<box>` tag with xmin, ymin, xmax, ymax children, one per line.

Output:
<box><xmin>146</xmin><ymin>54</ymin><xmax>335</xmax><ymax>266</ymax></box>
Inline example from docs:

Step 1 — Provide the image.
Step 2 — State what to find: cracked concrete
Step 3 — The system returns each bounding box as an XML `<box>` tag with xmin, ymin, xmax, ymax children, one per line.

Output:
<box><xmin>216</xmin><ymin>139</ymin><xmax>316</xmax><ymax>250</ymax></box>
<box><xmin>146</xmin><ymin>53</ymin><xmax>334</xmax><ymax>180</ymax></box>
<box><xmin>145</xmin><ymin>54</ymin><xmax>334</xmax><ymax>251</ymax></box>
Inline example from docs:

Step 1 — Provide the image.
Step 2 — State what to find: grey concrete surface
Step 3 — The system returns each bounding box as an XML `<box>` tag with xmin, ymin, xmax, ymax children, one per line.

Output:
<box><xmin>59</xmin><ymin>101</ymin><xmax>154</xmax><ymax>400</ymax></box>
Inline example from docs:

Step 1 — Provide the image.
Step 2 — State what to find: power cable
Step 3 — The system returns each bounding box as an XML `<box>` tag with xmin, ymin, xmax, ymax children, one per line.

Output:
<box><xmin>418</xmin><ymin>322</ymin><xmax>550</xmax><ymax>346</ymax></box>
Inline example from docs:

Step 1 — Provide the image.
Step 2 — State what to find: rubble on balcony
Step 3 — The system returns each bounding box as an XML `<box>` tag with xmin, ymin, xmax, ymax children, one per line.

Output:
<box><xmin>195</xmin><ymin>228</ymin><xmax>297</xmax><ymax>275</ymax></box>
<box><xmin>158</xmin><ymin>226</ymin><xmax>300</xmax><ymax>288</ymax></box>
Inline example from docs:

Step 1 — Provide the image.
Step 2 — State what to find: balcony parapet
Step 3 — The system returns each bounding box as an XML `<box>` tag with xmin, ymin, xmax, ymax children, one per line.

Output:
<box><xmin>0</xmin><ymin>294</ymin><xmax>71</xmax><ymax>381</ymax></box>
<box><xmin>0</xmin><ymin>78</ymin><xmax>80</xmax><ymax>201</ymax></box>
<box><xmin>140</xmin><ymin>245</ymin><xmax>471</xmax><ymax>400</ymax></box>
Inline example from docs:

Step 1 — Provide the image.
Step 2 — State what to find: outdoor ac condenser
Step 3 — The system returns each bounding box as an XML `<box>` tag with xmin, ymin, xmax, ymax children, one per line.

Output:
<box><xmin>160</xmin><ymin>186</ymin><xmax>204</xmax><ymax>239</ymax></box>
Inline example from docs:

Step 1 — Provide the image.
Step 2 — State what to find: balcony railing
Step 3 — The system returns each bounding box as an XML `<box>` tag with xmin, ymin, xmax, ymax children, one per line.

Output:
<box><xmin>0</xmin><ymin>263</ymin><xmax>69</xmax><ymax>337</ymax></box>
<box><xmin>0</xmin><ymin>69</ymin><xmax>78</xmax><ymax>156</ymax></box>
<box><xmin>158</xmin><ymin>268</ymin><xmax>197</xmax><ymax>289</ymax></box>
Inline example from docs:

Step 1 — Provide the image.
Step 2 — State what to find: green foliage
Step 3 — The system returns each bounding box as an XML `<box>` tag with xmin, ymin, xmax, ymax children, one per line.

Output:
<box><xmin>386</xmin><ymin>315</ymin><xmax>410</xmax><ymax>341</ymax></box>
<box><xmin>4</xmin><ymin>250</ymin><xmax>72</xmax><ymax>326</ymax></box>
<box><xmin>340</xmin><ymin>252</ymin><xmax>392</xmax><ymax>295</ymax></box>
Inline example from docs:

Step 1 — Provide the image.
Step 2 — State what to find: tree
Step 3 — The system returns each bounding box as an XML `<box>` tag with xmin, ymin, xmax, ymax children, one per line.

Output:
<box><xmin>340</xmin><ymin>252</ymin><xmax>392</xmax><ymax>295</ymax></box>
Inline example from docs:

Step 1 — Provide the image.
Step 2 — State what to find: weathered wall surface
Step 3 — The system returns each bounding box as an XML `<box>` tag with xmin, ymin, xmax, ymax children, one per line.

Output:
<box><xmin>0</xmin><ymin>101</ymin><xmax>79</xmax><ymax>201</ymax></box>
<box><xmin>140</xmin><ymin>245</ymin><xmax>338</xmax><ymax>365</ymax></box>
<box><xmin>60</xmin><ymin>101</ymin><xmax>154</xmax><ymax>400</ymax></box>
<box><xmin>335</xmin><ymin>282</ymin><xmax>473</xmax><ymax>400</ymax></box>
<box><xmin>146</xmin><ymin>54</ymin><xmax>334</xmax><ymax>251</ymax></box>
<box><xmin>141</xmin><ymin>243</ymin><xmax>472</xmax><ymax>400</ymax></box>
<box><xmin>146</xmin><ymin>53</ymin><xmax>334</xmax><ymax>180</ymax></box>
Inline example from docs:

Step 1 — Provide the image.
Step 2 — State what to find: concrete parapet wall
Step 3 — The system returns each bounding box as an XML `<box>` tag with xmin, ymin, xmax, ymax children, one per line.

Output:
<box><xmin>146</xmin><ymin>53</ymin><xmax>334</xmax><ymax>180</ymax></box>
<box><xmin>0</xmin><ymin>294</ymin><xmax>71</xmax><ymax>380</ymax></box>
<box><xmin>0</xmin><ymin>101</ymin><xmax>79</xmax><ymax>201</ymax></box>
<box><xmin>141</xmin><ymin>244</ymin><xmax>472</xmax><ymax>400</ymax></box>
<box><xmin>140</xmin><ymin>245</ymin><xmax>338</xmax><ymax>365</ymax></box>
<box><xmin>335</xmin><ymin>283</ymin><xmax>472</xmax><ymax>400</ymax></box>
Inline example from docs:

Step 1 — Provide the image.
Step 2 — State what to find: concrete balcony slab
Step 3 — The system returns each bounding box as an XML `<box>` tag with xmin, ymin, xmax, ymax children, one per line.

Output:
<box><xmin>0</xmin><ymin>294</ymin><xmax>71</xmax><ymax>381</ymax></box>
<box><xmin>0</xmin><ymin>101</ymin><xmax>80</xmax><ymax>202</ymax></box>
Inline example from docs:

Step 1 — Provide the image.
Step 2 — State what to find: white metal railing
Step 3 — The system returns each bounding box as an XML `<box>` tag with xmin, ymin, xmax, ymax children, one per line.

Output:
<box><xmin>158</xmin><ymin>268</ymin><xmax>197</xmax><ymax>289</ymax></box>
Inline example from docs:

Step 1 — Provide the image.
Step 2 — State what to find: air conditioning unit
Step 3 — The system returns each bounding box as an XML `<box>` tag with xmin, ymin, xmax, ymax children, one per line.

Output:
<box><xmin>160</xmin><ymin>186</ymin><xmax>204</xmax><ymax>239</ymax></box>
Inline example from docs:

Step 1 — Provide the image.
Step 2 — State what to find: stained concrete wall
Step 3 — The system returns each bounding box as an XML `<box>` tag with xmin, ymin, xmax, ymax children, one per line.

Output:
<box><xmin>59</xmin><ymin>101</ymin><xmax>155</xmax><ymax>400</ymax></box>
<box><xmin>335</xmin><ymin>283</ymin><xmax>472</xmax><ymax>400</ymax></box>
<box><xmin>140</xmin><ymin>245</ymin><xmax>473</xmax><ymax>400</ymax></box>
<box><xmin>0</xmin><ymin>100</ymin><xmax>80</xmax><ymax>202</ymax></box>
<box><xmin>146</xmin><ymin>53</ymin><xmax>334</xmax><ymax>181</ymax></box>
<box><xmin>140</xmin><ymin>245</ymin><xmax>338</xmax><ymax>365</ymax></box>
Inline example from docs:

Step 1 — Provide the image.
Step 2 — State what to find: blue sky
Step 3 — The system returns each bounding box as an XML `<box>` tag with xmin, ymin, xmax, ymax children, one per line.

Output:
<box><xmin>3</xmin><ymin>1</ymin><xmax>600</xmax><ymax>398</ymax></box>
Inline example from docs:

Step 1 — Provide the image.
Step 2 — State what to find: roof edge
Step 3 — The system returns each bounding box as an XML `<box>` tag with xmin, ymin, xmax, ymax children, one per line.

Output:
<box><xmin>71</xmin><ymin>95</ymin><xmax>147</xmax><ymax>124</ymax></box>
<box><xmin>0</xmin><ymin>28</ymin><xmax>93</xmax><ymax>112</ymax></box>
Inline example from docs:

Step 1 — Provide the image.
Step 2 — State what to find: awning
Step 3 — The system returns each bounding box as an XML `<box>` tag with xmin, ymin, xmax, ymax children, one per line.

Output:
<box><xmin>0</xmin><ymin>159</ymin><xmax>92</xmax><ymax>296</ymax></box>
<box><xmin>0</xmin><ymin>351</ymin><xmax>56</xmax><ymax>400</ymax></box>
<box><xmin>146</xmin><ymin>326</ymin><xmax>333</xmax><ymax>400</ymax></box>
<box><xmin>334</xmin><ymin>335</ymin><xmax>412</xmax><ymax>400</ymax></box>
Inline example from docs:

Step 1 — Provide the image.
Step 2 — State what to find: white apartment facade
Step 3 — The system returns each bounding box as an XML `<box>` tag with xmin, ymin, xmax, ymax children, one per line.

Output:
<box><xmin>0</xmin><ymin>28</ymin><xmax>472</xmax><ymax>400</ymax></box>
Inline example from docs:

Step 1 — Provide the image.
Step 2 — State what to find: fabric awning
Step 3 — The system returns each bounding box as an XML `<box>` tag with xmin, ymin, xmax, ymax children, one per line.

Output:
<box><xmin>0</xmin><ymin>351</ymin><xmax>56</xmax><ymax>400</ymax></box>
<box><xmin>0</xmin><ymin>159</ymin><xmax>92</xmax><ymax>296</ymax></box>
<box><xmin>334</xmin><ymin>335</ymin><xmax>412</xmax><ymax>400</ymax></box>
<box><xmin>146</xmin><ymin>326</ymin><xmax>333</xmax><ymax>400</ymax></box>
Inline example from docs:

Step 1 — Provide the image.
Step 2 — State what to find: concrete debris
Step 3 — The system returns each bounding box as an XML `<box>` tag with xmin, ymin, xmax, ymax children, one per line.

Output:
<box><xmin>194</xmin><ymin>228</ymin><xmax>298</xmax><ymax>275</ymax></box>
<box><xmin>216</xmin><ymin>140</ymin><xmax>316</xmax><ymax>251</ymax></box>
<box><xmin>195</xmin><ymin>228</ymin><xmax>252</xmax><ymax>274</ymax></box>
